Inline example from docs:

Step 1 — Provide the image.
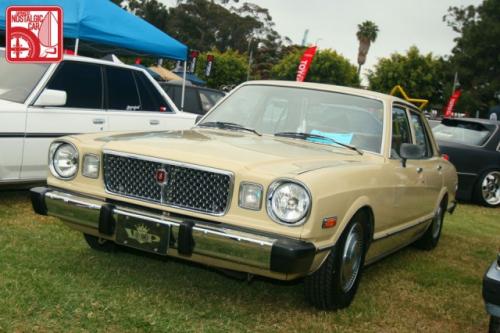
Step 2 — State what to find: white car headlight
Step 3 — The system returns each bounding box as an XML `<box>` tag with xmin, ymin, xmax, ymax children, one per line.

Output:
<box><xmin>82</xmin><ymin>154</ymin><xmax>100</xmax><ymax>179</ymax></box>
<box><xmin>239</xmin><ymin>182</ymin><xmax>263</xmax><ymax>210</ymax></box>
<box><xmin>49</xmin><ymin>142</ymin><xmax>78</xmax><ymax>179</ymax></box>
<box><xmin>267</xmin><ymin>180</ymin><xmax>311</xmax><ymax>226</ymax></box>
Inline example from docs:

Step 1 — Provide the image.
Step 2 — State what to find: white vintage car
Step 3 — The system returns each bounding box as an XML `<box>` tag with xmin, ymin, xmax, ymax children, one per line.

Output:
<box><xmin>0</xmin><ymin>48</ymin><xmax>196</xmax><ymax>184</ymax></box>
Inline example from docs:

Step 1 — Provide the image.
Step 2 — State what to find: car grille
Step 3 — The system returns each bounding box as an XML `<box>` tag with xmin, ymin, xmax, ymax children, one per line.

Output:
<box><xmin>103</xmin><ymin>153</ymin><xmax>232</xmax><ymax>215</ymax></box>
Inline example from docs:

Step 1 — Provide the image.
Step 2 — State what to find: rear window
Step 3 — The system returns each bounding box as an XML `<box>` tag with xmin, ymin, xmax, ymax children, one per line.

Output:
<box><xmin>432</xmin><ymin>121</ymin><xmax>493</xmax><ymax>146</ymax></box>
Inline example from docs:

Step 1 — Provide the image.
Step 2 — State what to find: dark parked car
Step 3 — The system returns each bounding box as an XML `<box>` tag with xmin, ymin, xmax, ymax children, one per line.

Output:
<box><xmin>433</xmin><ymin>118</ymin><xmax>500</xmax><ymax>207</ymax></box>
<box><xmin>483</xmin><ymin>253</ymin><xmax>500</xmax><ymax>333</ymax></box>
<box><xmin>160</xmin><ymin>82</ymin><xmax>225</xmax><ymax>115</ymax></box>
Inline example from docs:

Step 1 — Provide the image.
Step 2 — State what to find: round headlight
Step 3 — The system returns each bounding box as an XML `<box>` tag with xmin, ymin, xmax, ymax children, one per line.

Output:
<box><xmin>267</xmin><ymin>181</ymin><xmax>311</xmax><ymax>225</ymax></box>
<box><xmin>50</xmin><ymin>142</ymin><xmax>78</xmax><ymax>179</ymax></box>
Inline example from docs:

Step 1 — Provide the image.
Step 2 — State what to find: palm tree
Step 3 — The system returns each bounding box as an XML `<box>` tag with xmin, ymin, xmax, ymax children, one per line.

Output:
<box><xmin>356</xmin><ymin>21</ymin><xmax>379</xmax><ymax>75</ymax></box>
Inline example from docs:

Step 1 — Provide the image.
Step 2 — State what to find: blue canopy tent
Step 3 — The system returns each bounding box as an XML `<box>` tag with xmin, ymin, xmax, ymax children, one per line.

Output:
<box><xmin>0</xmin><ymin>0</ymin><xmax>187</xmax><ymax>60</ymax></box>
<box><xmin>0</xmin><ymin>0</ymin><xmax>192</xmax><ymax>109</ymax></box>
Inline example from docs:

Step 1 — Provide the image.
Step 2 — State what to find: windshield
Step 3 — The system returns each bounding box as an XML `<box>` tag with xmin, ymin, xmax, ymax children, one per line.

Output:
<box><xmin>0</xmin><ymin>50</ymin><xmax>50</xmax><ymax>103</ymax></box>
<box><xmin>432</xmin><ymin>122</ymin><xmax>493</xmax><ymax>146</ymax></box>
<box><xmin>200</xmin><ymin>85</ymin><xmax>384</xmax><ymax>153</ymax></box>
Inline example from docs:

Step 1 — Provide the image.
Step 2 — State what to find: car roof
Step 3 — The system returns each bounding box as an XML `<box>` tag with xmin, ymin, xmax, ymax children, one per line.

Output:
<box><xmin>241</xmin><ymin>80</ymin><xmax>419</xmax><ymax>110</ymax></box>
<box><xmin>0</xmin><ymin>47</ymin><xmax>143</xmax><ymax>71</ymax></box>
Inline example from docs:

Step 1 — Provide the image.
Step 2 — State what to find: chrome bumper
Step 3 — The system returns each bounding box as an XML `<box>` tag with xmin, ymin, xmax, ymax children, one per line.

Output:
<box><xmin>31</xmin><ymin>187</ymin><xmax>317</xmax><ymax>277</ymax></box>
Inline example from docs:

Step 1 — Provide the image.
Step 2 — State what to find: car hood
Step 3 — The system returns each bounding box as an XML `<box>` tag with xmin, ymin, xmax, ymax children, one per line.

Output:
<box><xmin>74</xmin><ymin>128</ymin><xmax>371</xmax><ymax>176</ymax></box>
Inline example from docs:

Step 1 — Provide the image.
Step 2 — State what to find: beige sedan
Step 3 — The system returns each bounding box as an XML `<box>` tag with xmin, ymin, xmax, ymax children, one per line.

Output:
<box><xmin>31</xmin><ymin>81</ymin><xmax>458</xmax><ymax>309</ymax></box>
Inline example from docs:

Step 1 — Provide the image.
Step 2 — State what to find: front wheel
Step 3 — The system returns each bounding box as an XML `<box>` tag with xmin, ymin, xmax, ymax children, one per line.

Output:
<box><xmin>83</xmin><ymin>233</ymin><xmax>117</xmax><ymax>252</ymax></box>
<box><xmin>475</xmin><ymin>170</ymin><xmax>500</xmax><ymax>208</ymax></box>
<box><xmin>305</xmin><ymin>214</ymin><xmax>367</xmax><ymax>310</ymax></box>
<box><xmin>490</xmin><ymin>316</ymin><xmax>500</xmax><ymax>333</ymax></box>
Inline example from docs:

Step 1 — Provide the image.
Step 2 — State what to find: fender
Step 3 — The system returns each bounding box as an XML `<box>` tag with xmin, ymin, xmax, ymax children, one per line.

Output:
<box><xmin>322</xmin><ymin>195</ymin><xmax>373</xmax><ymax>249</ymax></box>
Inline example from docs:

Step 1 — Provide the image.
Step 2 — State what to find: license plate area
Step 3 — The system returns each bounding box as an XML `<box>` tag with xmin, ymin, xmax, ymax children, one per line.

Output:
<box><xmin>115</xmin><ymin>215</ymin><xmax>170</xmax><ymax>255</ymax></box>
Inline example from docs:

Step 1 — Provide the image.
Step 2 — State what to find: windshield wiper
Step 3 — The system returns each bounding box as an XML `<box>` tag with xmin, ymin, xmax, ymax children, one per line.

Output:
<box><xmin>274</xmin><ymin>132</ymin><xmax>363</xmax><ymax>155</ymax></box>
<box><xmin>198</xmin><ymin>121</ymin><xmax>262</xmax><ymax>136</ymax></box>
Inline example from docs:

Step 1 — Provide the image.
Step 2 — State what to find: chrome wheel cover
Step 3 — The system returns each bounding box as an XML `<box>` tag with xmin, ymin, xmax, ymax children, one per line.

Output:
<box><xmin>340</xmin><ymin>223</ymin><xmax>363</xmax><ymax>293</ymax></box>
<box><xmin>432</xmin><ymin>206</ymin><xmax>443</xmax><ymax>239</ymax></box>
<box><xmin>482</xmin><ymin>171</ymin><xmax>500</xmax><ymax>206</ymax></box>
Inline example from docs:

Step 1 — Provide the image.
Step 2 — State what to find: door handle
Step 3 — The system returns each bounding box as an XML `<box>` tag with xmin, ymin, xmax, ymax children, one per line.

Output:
<box><xmin>149</xmin><ymin>119</ymin><xmax>160</xmax><ymax>125</ymax></box>
<box><xmin>93</xmin><ymin>118</ymin><xmax>105</xmax><ymax>125</ymax></box>
<box><xmin>416</xmin><ymin>167</ymin><xmax>423</xmax><ymax>173</ymax></box>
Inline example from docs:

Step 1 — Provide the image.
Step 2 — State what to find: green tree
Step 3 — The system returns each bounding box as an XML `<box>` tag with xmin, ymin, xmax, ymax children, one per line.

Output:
<box><xmin>367</xmin><ymin>46</ymin><xmax>447</xmax><ymax>110</ymax></box>
<box><xmin>270</xmin><ymin>48</ymin><xmax>360</xmax><ymax>87</ymax></box>
<box><xmin>356</xmin><ymin>21</ymin><xmax>379</xmax><ymax>75</ymax></box>
<box><xmin>194</xmin><ymin>49</ymin><xmax>248</xmax><ymax>89</ymax></box>
<box><xmin>444</xmin><ymin>0</ymin><xmax>500</xmax><ymax>116</ymax></box>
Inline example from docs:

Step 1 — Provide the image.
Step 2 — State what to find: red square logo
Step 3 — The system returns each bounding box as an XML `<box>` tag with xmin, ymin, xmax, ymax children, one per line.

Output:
<box><xmin>6</xmin><ymin>6</ymin><xmax>63</xmax><ymax>63</ymax></box>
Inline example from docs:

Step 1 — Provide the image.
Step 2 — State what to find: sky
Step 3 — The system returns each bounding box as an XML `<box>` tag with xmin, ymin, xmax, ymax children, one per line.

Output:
<box><xmin>160</xmin><ymin>0</ymin><xmax>482</xmax><ymax>78</ymax></box>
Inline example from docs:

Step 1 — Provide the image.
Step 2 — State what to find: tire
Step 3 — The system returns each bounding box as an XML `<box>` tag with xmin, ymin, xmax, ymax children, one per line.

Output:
<box><xmin>490</xmin><ymin>316</ymin><xmax>500</xmax><ymax>333</ymax></box>
<box><xmin>83</xmin><ymin>234</ymin><xmax>117</xmax><ymax>252</ymax></box>
<box><xmin>305</xmin><ymin>212</ymin><xmax>367</xmax><ymax>310</ymax></box>
<box><xmin>414</xmin><ymin>201</ymin><xmax>445</xmax><ymax>250</ymax></box>
<box><xmin>474</xmin><ymin>170</ymin><xmax>500</xmax><ymax>208</ymax></box>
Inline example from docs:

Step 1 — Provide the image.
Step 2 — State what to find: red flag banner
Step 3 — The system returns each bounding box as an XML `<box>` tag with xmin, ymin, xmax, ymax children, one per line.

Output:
<box><xmin>296</xmin><ymin>46</ymin><xmax>317</xmax><ymax>82</ymax></box>
<box><xmin>443</xmin><ymin>89</ymin><xmax>462</xmax><ymax>118</ymax></box>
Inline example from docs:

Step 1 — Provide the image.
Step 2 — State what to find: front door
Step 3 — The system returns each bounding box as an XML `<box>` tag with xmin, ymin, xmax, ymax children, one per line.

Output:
<box><xmin>21</xmin><ymin>61</ymin><xmax>107</xmax><ymax>180</ymax></box>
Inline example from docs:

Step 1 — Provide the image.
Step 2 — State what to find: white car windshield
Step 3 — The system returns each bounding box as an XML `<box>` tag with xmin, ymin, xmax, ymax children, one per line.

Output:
<box><xmin>0</xmin><ymin>50</ymin><xmax>50</xmax><ymax>103</ymax></box>
<box><xmin>200</xmin><ymin>84</ymin><xmax>384</xmax><ymax>153</ymax></box>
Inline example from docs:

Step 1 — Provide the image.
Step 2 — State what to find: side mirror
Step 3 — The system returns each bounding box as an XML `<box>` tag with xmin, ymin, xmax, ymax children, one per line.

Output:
<box><xmin>400</xmin><ymin>143</ymin><xmax>424</xmax><ymax>167</ymax></box>
<box><xmin>34</xmin><ymin>89</ymin><xmax>67</xmax><ymax>107</ymax></box>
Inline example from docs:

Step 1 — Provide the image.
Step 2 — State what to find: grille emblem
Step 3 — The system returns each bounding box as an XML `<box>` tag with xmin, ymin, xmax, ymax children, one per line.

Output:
<box><xmin>155</xmin><ymin>169</ymin><xmax>168</xmax><ymax>185</ymax></box>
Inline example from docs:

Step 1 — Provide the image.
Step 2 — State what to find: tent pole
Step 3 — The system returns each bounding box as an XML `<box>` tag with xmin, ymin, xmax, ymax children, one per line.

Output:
<box><xmin>74</xmin><ymin>38</ymin><xmax>79</xmax><ymax>55</ymax></box>
<box><xmin>181</xmin><ymin>60</ymin><xmax>187</xmax><ymax>111</ymax></box>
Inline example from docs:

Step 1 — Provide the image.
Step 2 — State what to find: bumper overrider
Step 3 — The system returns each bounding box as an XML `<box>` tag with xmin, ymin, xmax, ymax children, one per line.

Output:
<box><xmin>31</xmin><ymin>187</ymin><xmax>321</xmax><ymax>279</ymax></box>
<box><xmin>483</xmin><ymin>259</ymin><xmax>500</xmax><ymax>317</ymax></box>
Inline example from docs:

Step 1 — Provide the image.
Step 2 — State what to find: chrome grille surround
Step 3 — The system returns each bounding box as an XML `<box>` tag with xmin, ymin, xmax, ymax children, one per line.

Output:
<box><xmin>103</xmin><ymin>150</ymin><xmax>234</xmax><ymax>216</ymax></box>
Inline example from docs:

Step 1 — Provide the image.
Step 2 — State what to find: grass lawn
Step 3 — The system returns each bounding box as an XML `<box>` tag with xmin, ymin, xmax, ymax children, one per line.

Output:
<box><xmin>0</xmin><ymin>190</ymin><xmax>498</xmax><ymax>332</ymax></box>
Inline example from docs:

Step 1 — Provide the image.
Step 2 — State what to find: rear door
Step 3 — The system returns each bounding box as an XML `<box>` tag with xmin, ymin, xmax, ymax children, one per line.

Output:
<box><xmin>22</xmin><ymin>60</ymin><xmax>107</xmax><ymax>180</ymax></box>
<box><xmin>408</xmin><ymin>109</ymin><xmax>442</xmax><ymax>215</ymax></box>
<box><xmin>105</xmin><ymin>67</ymin><xmax>193</xmax><ymax>131</ymax></box>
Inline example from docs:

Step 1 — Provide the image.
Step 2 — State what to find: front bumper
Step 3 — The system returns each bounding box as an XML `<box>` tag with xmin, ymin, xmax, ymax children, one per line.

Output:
<box><xmin>483</xmin><ymin>259</ymin><xmax>500</xmax><ymax>317</ymax></box>
<box><xmin>31</xmin><ymin>187</ymin><xmax>319</xmax><ymax>279</ymax></box>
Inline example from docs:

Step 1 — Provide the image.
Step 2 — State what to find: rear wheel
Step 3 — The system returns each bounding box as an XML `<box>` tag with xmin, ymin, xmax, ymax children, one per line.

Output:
<box><xmin>474</xmin><ymin>170</ymin><xmax>500</xmax><ymax>208</ymax></box>
<box><xmin>414</xmin><ymin>201</ymin><xmax>445</xmax><ymax>250</ymax></box>
<box><xmin>83</xmin><ymin>234</ymin><xmax>117</xmax><ymax>252</ymax></box>
<box><xmin>305</xmin><ymin>213</ymin><xmax>367</xmax><ymax>310</ymax></box>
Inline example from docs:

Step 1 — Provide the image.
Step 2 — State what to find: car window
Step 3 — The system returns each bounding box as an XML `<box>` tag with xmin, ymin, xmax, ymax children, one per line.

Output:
<box><xmin>0</xmin><ymin>50</ymin><xmax>49</xmax><ymax>103</ymax></box>
<box><xmin>391</xmin><ymin>107</ymin><xmax>412</xmax><ymax>159</ymax></box>
<box><xmin>202</xmin><ymin>85</ymin><xmax>384</xmax><ymax>153</ymax></box>
<box><xmin>106</xmin><ymin>66</ymin><xmax>140</xmax><ymax>111</ymax></box>
<box><xmin>183</xmin><ymin>87</ymin><xmax>202</xmax><ymax>114</ymax></box>
<box><xmin>46</xmin><ymin>61</ymin><xmax>102</xmax><ymax>109</ymax></box>
<box><xmin>410</xmin><ymin>111</ymin><xmax>433</xmax><ymax>158</ymax></box>
<box><xmin>432</xmin><ymin>122</ymin><xmax>493</xmax><ymax>146</ymax></box>
<box><xmin>133</xmin><ymin>71</ymin><xmax>171</xmax><ymax>112</ymax></box>
<box><xmin>199</xmin><ymin>90</ymin><xmax>224</xmax><ymax>113</ymax></box>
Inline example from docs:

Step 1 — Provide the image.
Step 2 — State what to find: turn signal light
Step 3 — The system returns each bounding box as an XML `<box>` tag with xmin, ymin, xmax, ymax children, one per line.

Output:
<box><xmin>322</xmin><ymin>217</ymin><xmax>337</xmax><ymax>229</ymax></box>
<box><xmin>442</xmin><ymin>154</ymin><xmax>449</xmax><ymax>161</ymax></box>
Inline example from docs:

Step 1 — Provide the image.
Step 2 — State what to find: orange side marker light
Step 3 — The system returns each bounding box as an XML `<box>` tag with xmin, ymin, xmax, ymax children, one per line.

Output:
<box><xmin>322</xmin><ymin>217</ymin><xmax>337</xmax><ymax>229</ymax></box>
